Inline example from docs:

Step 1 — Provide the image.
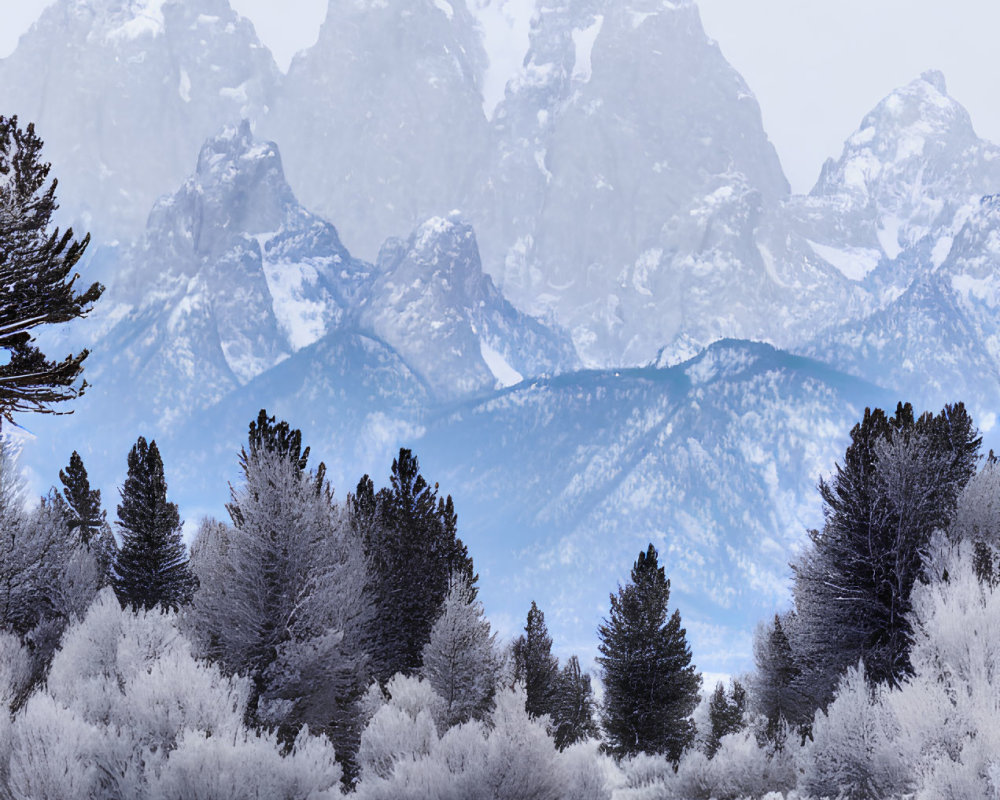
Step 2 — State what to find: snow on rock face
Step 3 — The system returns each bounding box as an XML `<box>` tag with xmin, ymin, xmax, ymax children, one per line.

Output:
<box><xmin>362</xmin><ymin>213</ymin><xmax>577</xmax><ymax>400</ymax></box>
<box><xmin>76</xmin><ymin>123</ymin><xmax>371</xmax><ymax>438</ymax></box>
<box><xmin>264</xmin><ymin>0</ymin><xmax>490</xmax><ymax>261</ymax></box>
<box><xmin>794</xmin><ymin>72</ymin><xmax>1000</xmax><ymax>262</ymax></box>
<box><xmin>0</xmin><ymin>0</ymin><xmax>280</xmax><ymax>240</ymax></box>
<box><xmin>470</xmin><ymin>0</ymin><xmax>790</xmax><ymax>367</ymax></box>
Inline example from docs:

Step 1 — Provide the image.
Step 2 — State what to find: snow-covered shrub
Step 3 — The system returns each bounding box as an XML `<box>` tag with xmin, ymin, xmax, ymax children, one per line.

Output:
<box><xmin>357</xmin><ymin>674</ymin><xmax>441</xmax><ymax>781</ymax></box>
<box><xmin>615</xmin><ymin>752</ymin><xmax>676</xmax><ymax>800</ymax></box>
<box><xmin>891</xmin><ymin>542</ymin><xmax>1000</xmax><ymax>799</ymax></box>
<box><xmin>148</xmin><ymin>726</ymin><xmax>342</xmax><ymax>800</ymax></box>
<box><xmin>673</xmin><ymin>729</ymin><xmax>798</xmax><ymax>800</ymax></box>
<box><xmin>801</xmin><ymin>663</ymin><xmax>911</xmax><ymax>800</ymax></box>
<box><xmin>354</xmin><ymin>683</ymin><xmax>588</xmax><ymax>800</ymax></box>
<box><xmin>558</xmin><ymin>739</ymin><xmax>618</xmax><ymax>800</ymax></box>
<box><xmin>4</xmin><ymin>588</ymin><xmax>340</xmax><ymax>799</ymax></box>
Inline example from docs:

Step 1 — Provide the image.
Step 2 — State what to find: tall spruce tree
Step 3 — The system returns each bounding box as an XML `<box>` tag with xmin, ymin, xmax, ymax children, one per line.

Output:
<box><xmin>598</xmin><ymin>544</ymin><xmax>699</xmax><ymax>761</ymax></box>
<box><xmin>791</xmin><ymin>402</ymin><xmax>980</xmax><ymax>712</ymax></box>
<box><xmin>58</xmin><ymin>451</ymin><xmax>104</xmax><ymax>545</ymax></box>
<box><xmin>512</xmin><ymin>600</ymin><xmax>560</xmax><ymax>719</ymax></box>
<box><xmin>0</xmin><ymin>116</ymin><xmax>103</xmax><ymax>424</ymax></box>
<box><xmin>112</xmin><ymin>437</ymin><xmax>195</xmax><ymax>611</ymax></box>
<box><xmin>352</xmin><ymin>448</ymin><xmax>475</xmax><ymax>682</ymax></box>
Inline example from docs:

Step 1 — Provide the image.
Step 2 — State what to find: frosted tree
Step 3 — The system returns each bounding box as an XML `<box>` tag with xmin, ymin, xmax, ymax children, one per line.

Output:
<box><xmin>188</xmin><ymin>411</ymin><xmax>370</xmax><ymax>771</ymax></box>
<box><xmin>749</xmin><ymin>612</ymin><xmax>807</xmax><ymax>740</ymax></box>
<box><xmin>791</xmin><ymin>403</ymin><xmax>979</xmax><ymax>712</ymax></box>
<box><xmin>891</xmin><ymin>541</ymin><xmax>1000</xmax><ymax>799</ymax></box>
<box><xmin>705</xmin><ymin>680</ymin><xmax>747</xmax><ymax>758</ymax></box>
<box><xmin>112</xmin><ymin>437</ymin><xmax>195</xmax><ymax>611</ymax></box>
<box><xmin>598</xmin><ymin>544</ymin><xmax>700</xmax><ymax>761</ymax></box>
<box><xmin>4</xmin><ymin>589</ymin><xmax>343</xmax><ymax>800</ymax></box>
<box><xmin>420</xmin><ymin>573</ymin><xmax>498</xmax><ymax>729</ymax></box>
<box><xmin>0</xmin><ymin>443</ymin><xmax>101</xmax><ymax>687</ymax></box>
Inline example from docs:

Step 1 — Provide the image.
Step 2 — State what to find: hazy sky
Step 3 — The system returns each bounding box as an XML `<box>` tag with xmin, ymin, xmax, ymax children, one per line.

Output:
<box><xmin>4</xmin><ymin>0</ymin><xmax>999</xmax><ymax>193</ymax></box>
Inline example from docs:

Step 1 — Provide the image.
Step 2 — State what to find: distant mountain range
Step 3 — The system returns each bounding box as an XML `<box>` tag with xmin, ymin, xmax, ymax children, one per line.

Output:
<box><xmin>5</xmin><ymin>0</ymin><xmax>998</xmax><ymax>676</ymax></box>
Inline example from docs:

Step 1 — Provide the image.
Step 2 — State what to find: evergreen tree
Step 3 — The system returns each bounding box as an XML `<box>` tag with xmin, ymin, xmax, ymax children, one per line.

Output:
<box><xmin>58</xmin><ymin>451</ymin><xmax>104</xmax><ymax>545</ymax></box>
<box><xmin>750</xmin><ymin>613</ymin><xmax>806</xmax><ymax>740</ymax></box>
<box><xmin>705</xmin><ymin>679</ymin><xmax>747</xmax><ymax>758</ymax></box>
<box><xmin>791</xmin><ymin>402</ymin><xmax>980</xmax><ymax>712</ymax></box>
<box><xmin>189</xmin><ymin>412</ymin><xmax>370</xmax><ymax>777</ymax></box>
<box><xmin>420</xmin><ymin>573</ymin><xmax>498</xmax><ymax>728</ymax></box>
<box><xmin>512</xmin><ymin>600</ymin><xmax>560</xmax><ymax>719</ymax></box>
<box><xmin>551</xmin><ymin>654</ymin><xmax>599</xmax><ymax>750</ymax></box>
<box><xmin>0</xmin><ymin>116</ymin><xmax>102</xmax><ymax>424</ymax></box>
<box><xmin>112</xmin><ymin>437</ymin><xmax>195</xmax><ymax>611</ymax></box>
<box><xmin>597</xmin><ymin>544</ymin><xmax>699</xmax><ymax>761</ymax></box>
<box><xmin>353</xmin><ymin>448</ymin><xmax>475</xmax><ymax>682</ymax></box>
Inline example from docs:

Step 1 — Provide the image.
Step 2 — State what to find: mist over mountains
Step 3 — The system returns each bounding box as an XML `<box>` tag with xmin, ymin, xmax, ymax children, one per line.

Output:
<box><xmin>4</xmin><ymin>0</ymin><xmax>998</xmax><ymax>675</ymax></box>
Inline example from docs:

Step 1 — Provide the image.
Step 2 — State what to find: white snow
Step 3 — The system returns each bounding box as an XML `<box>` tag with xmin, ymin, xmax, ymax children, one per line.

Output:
<box><xmin>178</xmin><ymin>68</ymin><xmax>191</xmax><ymax>103</ymax></box>
<box><xmin>105</xmin><ymin>0</ymin><xmax>167</xmax><ymax>41</ymax></box>
<box><xmin>807</xmin><ymin>240</ymin><xmax>881</xmax><ymax>281</ymax></box>
<box><xmin>931</xmin><ymin>235</ymin><xmax>954</xmax><ymax>267</ymax></box>
<box><xmin>571</xmin><ymin>15</ymin><xmax>604</xmax><ymax>84</ymax></box>
<box><xmin>479</xmin><ymin>339</ymin><xmax>523</xmax><ymax>388</ymax></box>
<box><xmin>433</xmin><ymin>0</ymin><xmax>454</xmax><ymax>20</ymax></box>
<box><xmin>876</xmin><ymin>214</ymin><xmax>903</xmax><ymax>259</ymax></box>
<box><xmin>261</xmin><ymin>248</ymin><xmax>330</xmax><ymax>350</ymax></box>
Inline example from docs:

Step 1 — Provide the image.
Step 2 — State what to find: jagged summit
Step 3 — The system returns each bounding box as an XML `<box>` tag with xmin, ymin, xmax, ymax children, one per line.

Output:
<box><xmin>362</xmin><ymin>213</ymin><xmax>577</xmax><ymax>399</ymax></box>
<box><xmin>800</xmin><ymin>70</ymin><xmax>1000</xmax><ymax>262</ymax></box>
<box><xmin>472</xmin><ymin>0</ymin><xmax>789</xmax><ymax>367</ymax></box>
<box><xmin>0</xmin><ymin>0</ymin><xmax>279</xmax><ymax>239</ymax></box>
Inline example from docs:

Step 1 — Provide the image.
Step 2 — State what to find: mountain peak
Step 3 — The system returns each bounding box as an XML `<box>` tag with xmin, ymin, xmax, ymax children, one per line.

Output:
<box><xmin>920</xmin><ymin>69</ymin><xmax>947</xmax><ymax>95</ymax></box>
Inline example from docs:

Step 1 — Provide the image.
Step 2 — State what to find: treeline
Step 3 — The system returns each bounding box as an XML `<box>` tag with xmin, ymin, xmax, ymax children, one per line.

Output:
<box><xmin>0</xmin><ymin>400</ymin><xmax>998</xmax><ymax>799</ymax></box>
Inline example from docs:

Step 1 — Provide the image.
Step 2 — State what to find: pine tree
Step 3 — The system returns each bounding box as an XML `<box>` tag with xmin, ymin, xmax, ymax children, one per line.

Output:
<box><xmin>0</xmin><ymin>116</ymin><xmax>103</xmax><ymax>425</ymax></box>
<box><xmin>353</xmin><ymin>448</ymin><xmax>475</xmax><ymax>682</ymax></box>
<box><xmin>705</xmin><ymin>680</ymin><xmax>747</xmax><ymax>758</ymax></box>
<box><xmin>751</xmin><ymin>613</ymin><xmax>805</xmax><ymax>740</ymax></box>
<box><xmin>420</xmin><ymin>573</ymin><xmax>498</xmax><ymax>728</ymax></box>
<box><xmin>597</xmin><ymin>544</ymin><xmax>699</xmax><ymax>761</ymax></box>
<box><xmin>512</xmin><ymin>600</ymin><xmax>560</xmax><ymax>719</ymax></box>
<box><xmin>791</xmin><ymin>402</ymin><xmax>980</xmax><ymax>712</ymax></box>
<box><xmin>112</xmin><ymin>437</ymin><xmax>195</xmax><ymax>611</ymax></box>
<box><xmin>189</xmin><ymin>412</ymin><xmax>370</xmax><ymax>777</ymax></box>
<box><xmin>58</xmin><ymin>451</ymin><xmax>104</xmax><ymax>545</ymax></box>
<box><xmin>551</xmin><ymin>654</ymin><xmax>599</xmax><ymax>750</ymax></box>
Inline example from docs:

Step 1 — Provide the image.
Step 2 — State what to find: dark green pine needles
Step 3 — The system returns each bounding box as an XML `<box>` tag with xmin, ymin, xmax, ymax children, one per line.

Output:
<box><xmin>598</xmin><ymin>543</ymin><xmax>700</xmax><ymax>762</ymax></box>
<box><xmin>112</xmin><ymin>437</ymin><xmax>195</xmax><ymax>611</ymax></box>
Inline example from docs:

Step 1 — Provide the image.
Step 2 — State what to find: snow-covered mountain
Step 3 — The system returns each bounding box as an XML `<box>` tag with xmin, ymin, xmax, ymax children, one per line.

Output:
<box><xmin>361</xmin><ymin>214</ymin><xmax>578</xmax><ymax>399</ymax></box>
<box><xmin>0</xmin><ymin>0</ymin><xmax>279</xmax><ymax>240</ymax></box>
<box><xmin>266</xmin><ymin>0</ymin><xmax>491</xmax><ymax>261</ymax></box>
<box><xmin>8</xmin><ymin>0</ymin><xmax>1000</xmax><ymax>680</ymax></box>
<box><xmin>472</xmin><ymin>0</ymin><xmax>791</xmax><ymax>366</ymax></box>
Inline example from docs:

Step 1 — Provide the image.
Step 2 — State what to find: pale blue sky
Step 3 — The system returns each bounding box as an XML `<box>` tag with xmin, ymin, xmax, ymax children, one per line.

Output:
<box><xmin>4</xmin><ymin>0</ymin><xmax>999</xmax><ymax>193</ymax></box>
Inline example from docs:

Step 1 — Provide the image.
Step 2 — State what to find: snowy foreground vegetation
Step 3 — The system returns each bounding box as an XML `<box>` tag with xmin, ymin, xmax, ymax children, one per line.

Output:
<box><xmin>0</xmin><ymin>404</ymin><xmax>998</xmax><ymax>799</ymax></box>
